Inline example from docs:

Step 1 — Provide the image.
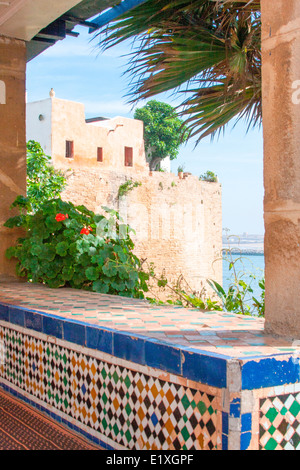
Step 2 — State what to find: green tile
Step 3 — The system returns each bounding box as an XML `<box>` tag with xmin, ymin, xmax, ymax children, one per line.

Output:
<box><xmin>268</xmin><ymin>424</ymin><xmax>276</xmax><ymax>435</ymax></box>
<box><xmin>280</xmin><ymin>406</ymin><xmax>288</xmax><ymax>416</ymax></box>
<box><xmin>125</xmin><ymin>403</ymin><xmax>132</xmax><ymax>416</ymax></box>
<box><xmin>181</xmin><ymin>395</ymin><xmax>191</xmax><ymax>411</ymax></box>
<box><xmin>102</xmin><ymin>417</ymin><xmax>108</xmax><ymax>430</ymax></box>
<box><xmin>124</xmin><ymin>375</ymin><xmax>131</xmax><ymax>389</ymax></box>
<box><xmin>181</xmin><ymin>426</ymin><xmax>190</xmax><ymax>442</ymax></box>
<box><xmin>289</xmin><ymin>400</ymin><xmax>300</xmax><ymax>418</ymax></box>
<box><xmin>197</xmin><ymin>401</ymin><xmax>207</xmax><ymax>415</ymax></box>
<box><xmin>102</xmin><ymin>392</ymin><xmax>108</xmax><ymax>405</ymax></box>
<box><xmin>265</xmin><ymin>437</ymin><xmax>278</xmax><ymax>450</ymax></box>
<box><xmin>125</xmin><ymin>429</ymin><xmax>132</xmax><ymax>443</ymax></box>
<box><xmin>266</xmin><ymin>407</ymin><xmax>278</xmax><ymax>423</ymax></box>
<box><xmin>113</xmin><ymin>423</ymin><xmax>120</xmax><ymax>436</ymax></box>
<box><xmin>113</xmin><ymin>370</ymin><xmax>119</xmax><ymax>384</ymax></box>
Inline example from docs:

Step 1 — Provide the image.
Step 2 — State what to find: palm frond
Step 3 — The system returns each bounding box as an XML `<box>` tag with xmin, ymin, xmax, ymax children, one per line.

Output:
<box><xmin>94</xmin><ymin>0</ymin><xmax>261</xmax><ymax>142</ymax></box>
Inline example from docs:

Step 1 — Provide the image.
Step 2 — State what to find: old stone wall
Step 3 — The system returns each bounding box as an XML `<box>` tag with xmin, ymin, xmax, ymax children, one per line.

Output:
<box><xmin>61</xmin><ymin>168</ymin><xmax>222</xmax><ymax>300</ymax></box>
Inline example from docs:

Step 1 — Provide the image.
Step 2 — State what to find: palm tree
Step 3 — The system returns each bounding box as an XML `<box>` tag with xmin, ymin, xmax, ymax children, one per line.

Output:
<box><xmin>94</xmin><ymin>0</ymin><xmax>261</xmax><ymax>144</ymax></box>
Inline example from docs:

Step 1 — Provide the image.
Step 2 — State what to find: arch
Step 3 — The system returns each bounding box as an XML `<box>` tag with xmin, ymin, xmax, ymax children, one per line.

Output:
<box><xmin>0</xmin><ymin>80</ymin><xmax>6</xmax><ymax>104</ymax></box>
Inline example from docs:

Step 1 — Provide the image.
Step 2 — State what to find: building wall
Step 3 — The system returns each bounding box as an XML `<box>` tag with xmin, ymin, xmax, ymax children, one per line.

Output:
<box><xmin>26</xmin><ymin>97</ymin><xmax>52</xmax><ymax>155</ymax></box>
<box><xmin>26</xmin><ymin>95</ymin><xmax>149</xmax><ymax>173</ymax></box>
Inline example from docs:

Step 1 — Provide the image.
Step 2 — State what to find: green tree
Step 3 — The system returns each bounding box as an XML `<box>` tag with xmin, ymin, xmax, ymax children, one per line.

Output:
<box><xmin>95</xmin><ymin>0</ymin><xmax>261</xmax><ymax>145</ymax></box>
<box><xmin>199</xmin><ymin>170</ymin><xmax>218</xmax><ymax>182</ymax></box>
<box><xmin>26</xmin><ymin>140</ymin><xmax>68</xmax><ymax>212</ymax></box>
<box><xmin>134</xmin><ymin>100</ymin><xmax>187</xmax><ymax>170</ymax></box>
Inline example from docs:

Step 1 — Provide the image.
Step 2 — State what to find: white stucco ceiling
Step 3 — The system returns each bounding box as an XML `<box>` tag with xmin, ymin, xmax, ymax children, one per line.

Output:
<box><xmin>0</xmin><ymin>0</ymin><xmax>82</xmax><ymax>41</ymax></box>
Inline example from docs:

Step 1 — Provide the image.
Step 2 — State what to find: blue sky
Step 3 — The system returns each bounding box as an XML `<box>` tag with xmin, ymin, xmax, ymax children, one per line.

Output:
<box><xmin>26</xmin><ymin>25</ymin><xmax>264</xmax><ymax>236</ymax></box>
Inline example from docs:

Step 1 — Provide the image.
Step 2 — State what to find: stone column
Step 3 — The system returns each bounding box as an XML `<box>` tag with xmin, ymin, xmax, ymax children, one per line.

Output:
<box><xmin>0</xmin><ymin>35</ymin><xmax>26</xmax><ymax>279</ymax></box>
<box><xmin>261</xmin><ymin>1</ymin><xmax>300</xmax><ymax>338</ymax></box>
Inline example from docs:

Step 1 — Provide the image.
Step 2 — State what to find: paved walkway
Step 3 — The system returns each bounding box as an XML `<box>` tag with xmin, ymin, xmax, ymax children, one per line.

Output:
<box><xmin>0</xmin><ymin>387</ymin><xmax>101</xmax><ymax>450</ymax></box>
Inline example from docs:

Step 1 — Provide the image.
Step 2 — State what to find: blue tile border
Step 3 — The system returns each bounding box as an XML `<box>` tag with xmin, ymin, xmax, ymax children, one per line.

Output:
<box><xmin>63</xmin><ymin>320</ymin><xmax>86</xmax><ymax>346</ymax></box>
<box><xmin>241</xmin><ymin>413</ymin><xmax>252</xmax><ymax>433</ymax></box>
<box><xmin>241</xmin><ymin>355</ymin><xmax>300</xmax><ymax>390</ymax></box>
<box><xmin>9</xmin><ymin>306</ymin><xmax>25</xmax><ymax>327</ymax></box>
<box><xmin>0</xmin><ymin>304</ymin><xmax>9</xmax><ymax>322</ymax></box>
<box><xmin>145</xmin><ymin>340</ymin><xmax>181</xmax><ymax>375</ymax></box>
<box><xmin>114</xmin><ymin>331</ymin><xmax>146</xmax><ymax>366</ymax></box>
<box><xmin>43</xmin><ymin>314</ymin><xmax>64</xmax><ymax>339</ymax></box>
<box><xmin>181</xmin><ymin>348</ymin><xmax>227</xmax><ymax>388</ymax></box>
<box><xmin>24</xmin><ymin>310</ymin><xmax>43</xmax><ymax>332</ymax></box>
<box><xmin>86</xmin><ymin>325</ymin><xmax>112</xmax><ymax>356</ymax></box>
<box><xmin>1</xmin><ymin>300</ymin><xmax>300</xmax><ymax>391</ymax></box>
<box><xmin>0</xmin><ymin>301</ymin><xmax>230</xmax><ymax>388</ymax></box>
<box><xmin>240</xmin><ymin>431</ymin><xmax>252</xmax><ymax>450</ymax></box>
<box><xmin>230</xmin><ymin>398</ymin><xmax>241</xmax><ymax>418</ymax></box>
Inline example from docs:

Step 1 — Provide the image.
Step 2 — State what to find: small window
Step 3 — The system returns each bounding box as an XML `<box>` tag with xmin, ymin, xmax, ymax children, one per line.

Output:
<box><xmin>65</xmin><ymin>140</ymin><xmax>74</xmax><ymax>159</ymax></box>
<box><xmin>124</xmin><ymin>147</ymin><xmax>133</xmax><ymax>167</ymax></box>
<box><xmin>97</xmin><ymin>147</ymin><xmax>103</xmax><ymax>162</ymax></box>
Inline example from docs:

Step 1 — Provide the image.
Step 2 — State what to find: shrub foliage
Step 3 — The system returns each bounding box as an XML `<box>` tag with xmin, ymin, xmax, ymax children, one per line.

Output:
<box><xmin>5</xmin><ymin>197</ymin><xmax>149</xmax><ymax>298</ymax></box>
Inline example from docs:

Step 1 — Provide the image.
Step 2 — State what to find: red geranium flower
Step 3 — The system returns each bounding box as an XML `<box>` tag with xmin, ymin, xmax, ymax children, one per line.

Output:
<box><xmin>55</xmin><ymin>213</ymin><xmax>68</xmax><ymax>222</ymax></box>
<box><xmin>80</xmin><ymin>227</ymin><xmax>90</xmax><ymax>235</ymax></box>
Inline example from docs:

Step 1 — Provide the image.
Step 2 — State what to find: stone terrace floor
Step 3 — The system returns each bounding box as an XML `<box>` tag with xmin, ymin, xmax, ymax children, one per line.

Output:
<box><xmin>0</xmin><ymin>387</ymin><xmax>101</xmax><ymax>450</ymax></box>
<box><xmin>0</xmin><ymin>280</ymin><xmax>299</xmax><ymax>359</ymax></box>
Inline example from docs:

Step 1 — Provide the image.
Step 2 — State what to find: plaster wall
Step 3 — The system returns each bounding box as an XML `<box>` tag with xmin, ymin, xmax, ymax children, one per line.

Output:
<box><xmin>0</xmin><ymin>35</ymin><xmax>26</xmax><ymax>279</ymax></box>
<box><xmin>50</xmin><ymin>97</ymin><xmax>149</xmax><ymax>173</ymax></box>
<box><xmin>261</xmin><ymin>0</ymin><xmax>300</xmax><ymax>338</ymax></box>
<box><xmin>26</xmin><ymin>98</ymin><xmax>52</xmax><ymax>156</ymax></box>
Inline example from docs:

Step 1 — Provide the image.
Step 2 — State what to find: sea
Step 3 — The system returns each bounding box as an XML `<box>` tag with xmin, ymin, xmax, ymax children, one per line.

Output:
<box><xmin>222</xmin><ymin>253</ymin><xmax>265</xmax><ymax>302</ymax></box>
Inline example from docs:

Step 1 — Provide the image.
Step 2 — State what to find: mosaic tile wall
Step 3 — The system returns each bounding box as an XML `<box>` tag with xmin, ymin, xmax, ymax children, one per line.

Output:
<box><xmin>0</xmin><ymin>322</ymin><xmax>222</xmax><ymax>450</ymax></box>
<box><xmin>259</xmin><ymin>392</ymin><xmax>300</xmax><ymax>450</ymax></box>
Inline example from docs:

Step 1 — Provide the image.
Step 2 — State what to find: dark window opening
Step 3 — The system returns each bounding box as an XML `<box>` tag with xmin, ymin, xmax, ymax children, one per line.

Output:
<box><xmin>97</xmin><ymin>147</ymin><xmax>103</xmax><ymax>162</ymax></box>
<box><xmin>124</xmin><ymin>147</ymin><xmax>133</xmax><ymax>167</ymax></box>
<box><xmin>65</xmin><ymin>140</ymin><xmax>74</xmax><ymax>158</ymax></box>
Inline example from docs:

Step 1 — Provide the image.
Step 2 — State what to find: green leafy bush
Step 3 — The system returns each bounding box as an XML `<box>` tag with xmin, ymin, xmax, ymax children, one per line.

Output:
<box><xmin>26</xmin><ymin>140</ymin><xmax>68</xmax><ymax>212</ymax></box>
<box><xmin>5</xmin><ymin>197</ymin><xmax>149</xmax><ymax>298</ymax></box>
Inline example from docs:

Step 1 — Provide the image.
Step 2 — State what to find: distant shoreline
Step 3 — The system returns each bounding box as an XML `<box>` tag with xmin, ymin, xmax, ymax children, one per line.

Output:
<box><xmin>222</xmin><ymin>249</ymin><xmax>264</xmax><ymax>256</ymax></box>
<box><xmin>222</xmin><ymin>234</ymin><xmax>264</xmax><ymax>256</ymax></box>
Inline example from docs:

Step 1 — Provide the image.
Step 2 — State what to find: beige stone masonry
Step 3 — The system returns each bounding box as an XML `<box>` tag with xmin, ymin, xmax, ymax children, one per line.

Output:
<box><xmin>62</xmin><ymin>168</ymin><xmax>222</xmax><ymax>298</ymax></box>
<box><xmin>0</xmin><ymin>34</ymin><xmax>26</xmax><ymax>279</ymax></box>
<box><xmin>262</xmin><ymin>0</ymin><xmax>300</xmax><ymax>338</ymax></box>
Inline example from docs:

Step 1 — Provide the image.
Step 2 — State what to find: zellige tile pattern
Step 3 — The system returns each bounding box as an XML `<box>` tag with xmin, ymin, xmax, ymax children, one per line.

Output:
<box><xmin>0</xmin><ymin>323</ymin><xmax>221</xmax><ymax>450</ymax></box>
